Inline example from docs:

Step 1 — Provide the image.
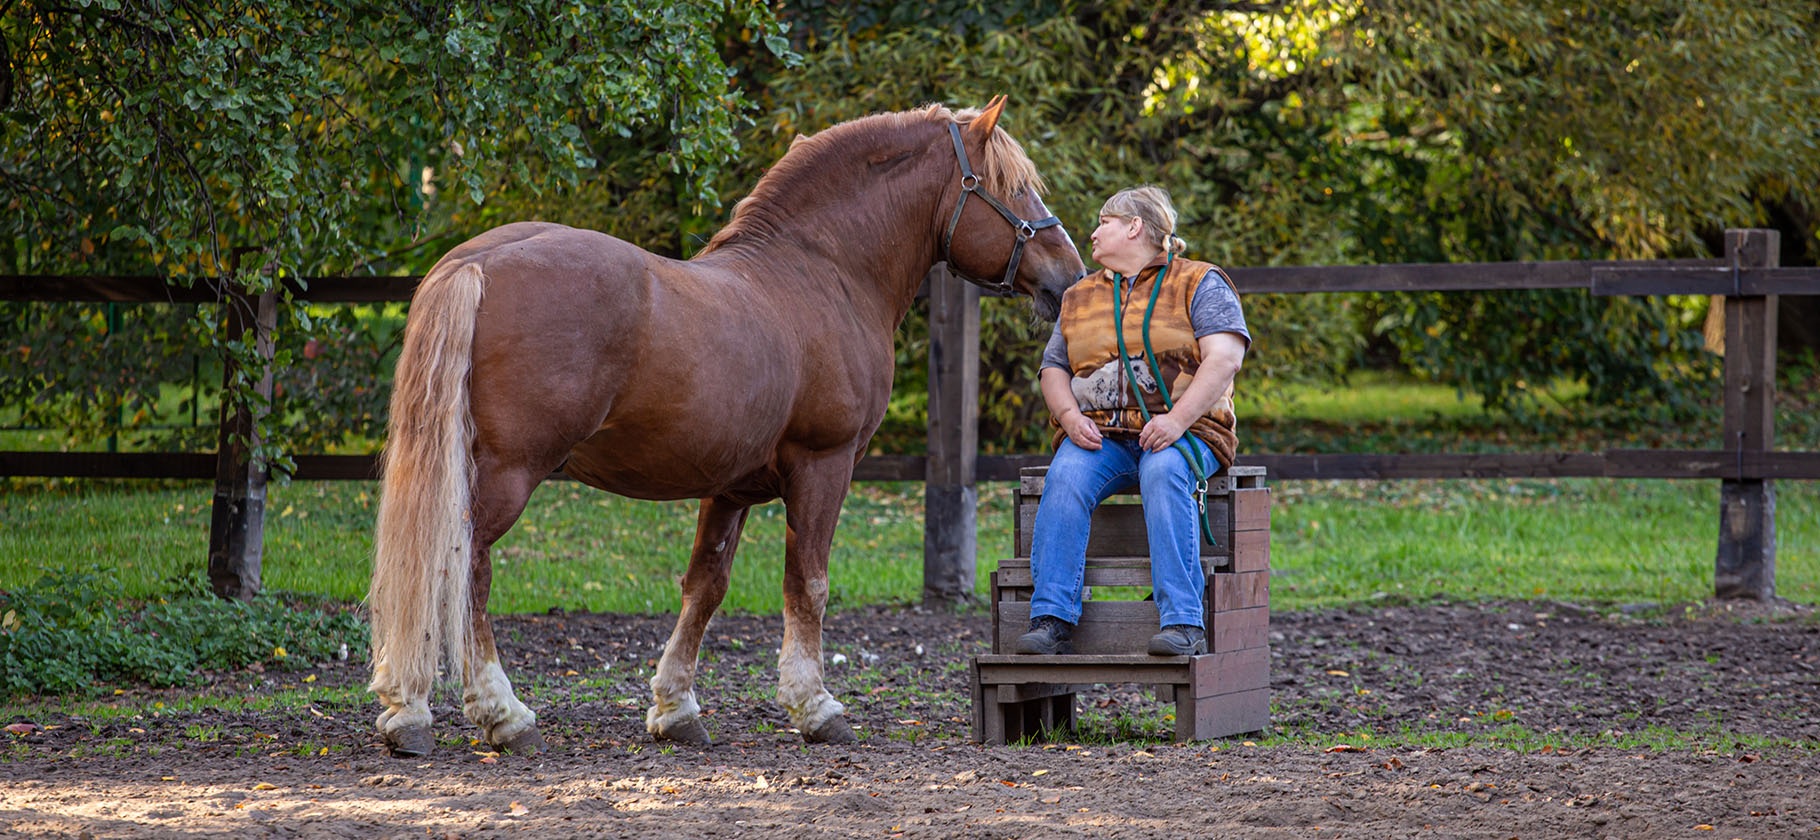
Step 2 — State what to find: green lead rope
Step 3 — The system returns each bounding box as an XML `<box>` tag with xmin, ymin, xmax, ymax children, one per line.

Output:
<box><xmin>1112</xmin><ymin>252</ymin><xmax>1220</xmax><ymax>547</ymax></box>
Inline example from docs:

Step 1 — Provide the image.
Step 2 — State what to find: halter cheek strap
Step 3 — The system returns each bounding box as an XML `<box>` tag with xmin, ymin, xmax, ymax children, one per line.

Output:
<box><xmin>940</xmin><ymin>122</ymin><xmax>1063</xmax><ymax>296</ymax></box>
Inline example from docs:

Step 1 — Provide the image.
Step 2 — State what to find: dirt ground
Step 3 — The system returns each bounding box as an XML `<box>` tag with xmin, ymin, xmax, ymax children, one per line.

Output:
<box><xmin>4</xmin><ymin>598</ymin><xmax>1818</xmax><ymax>839</ymax></box>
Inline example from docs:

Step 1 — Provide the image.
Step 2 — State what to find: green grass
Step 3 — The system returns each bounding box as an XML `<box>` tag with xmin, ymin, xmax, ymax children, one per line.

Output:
<box><xmin>0</xmin><ymin>479</ymin><xmax>1010</xmax><ymax>614</ymax></box>
<box><xmin>5</xmin><ymin>372</ymin><xmax>1815</xmax><ymax>612</ymax></box>
<box><xmin>1271</xmin><ymin>478</ymin><xmax>1820</xmax><ymax>607</ymax></box>
<box><xmin>4</xmin><ymin>475</ymin><xmax>1815</xmax><ymax>612</ymax></box>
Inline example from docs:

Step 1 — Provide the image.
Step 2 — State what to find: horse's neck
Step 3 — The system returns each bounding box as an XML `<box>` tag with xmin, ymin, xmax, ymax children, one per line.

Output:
<box><xmin>699</xmin><ymin>202</ymin><xmax>937</xmax><ymax>328</ymax></box>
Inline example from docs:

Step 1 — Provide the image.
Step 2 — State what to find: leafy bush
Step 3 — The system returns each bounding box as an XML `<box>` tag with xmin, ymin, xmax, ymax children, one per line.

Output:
<box><xmin>0</xmin><ymin>569</ymin><xmax>367</xmax><ymax>697</ymax></box>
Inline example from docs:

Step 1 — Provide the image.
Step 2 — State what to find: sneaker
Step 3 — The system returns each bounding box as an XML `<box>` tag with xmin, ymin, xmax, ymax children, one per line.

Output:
<box><xmin>1147</xmin><ymin>624</ymin><xmax>1207</xmax><ymax>656</ymax></box>
<box><xmin>1015</xmin><ymin>615</ymin><xmax>1075</xmax><ymax>655</ymax></box>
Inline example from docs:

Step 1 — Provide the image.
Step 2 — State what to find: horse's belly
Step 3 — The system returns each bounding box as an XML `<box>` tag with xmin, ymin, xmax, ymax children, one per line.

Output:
<box><xmin>559</xmin><ymin>429</ymin><xmax>780</xmax><ymax>502</ymax></box>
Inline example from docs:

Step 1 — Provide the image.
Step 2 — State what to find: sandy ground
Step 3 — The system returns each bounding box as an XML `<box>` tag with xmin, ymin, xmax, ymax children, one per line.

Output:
<box><xmin>3</xmin><ymin>599</ymin><xmax>1817</xmax><ymax>838</ymax></box>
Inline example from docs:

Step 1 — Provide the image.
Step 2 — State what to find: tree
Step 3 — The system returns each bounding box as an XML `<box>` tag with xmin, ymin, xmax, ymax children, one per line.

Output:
<box><xmin>1</xmin><ymin>0</ymin><xmax>792</xmax><ymax>465</ymax></box>
<box><xmin>738</xmin><ymin>0</ymin><xmax>1820</xmax><ymax>443</ymax></box>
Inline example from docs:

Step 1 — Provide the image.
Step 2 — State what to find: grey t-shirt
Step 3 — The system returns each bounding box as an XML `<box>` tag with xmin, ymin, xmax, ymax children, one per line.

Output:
<box><xmin>1040</xmin><ymin>268</ymin><xmax>1249</xmax><ymax>372</ymax></box>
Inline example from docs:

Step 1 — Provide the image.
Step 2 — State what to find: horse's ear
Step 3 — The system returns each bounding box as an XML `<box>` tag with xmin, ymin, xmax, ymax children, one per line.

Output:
<box><xmin>790</xmin><ymin>133</ymin><xmax>809</xmax><ymax>149</ymax></box>
<box><xmin>968</xmin><ymin>95</ymin><xmax>1008</xmax><ymax>139</ymax></box>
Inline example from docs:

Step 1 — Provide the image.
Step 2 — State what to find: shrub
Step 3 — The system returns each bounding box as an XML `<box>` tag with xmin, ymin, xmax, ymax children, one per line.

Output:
<box><xmin>0</xmin><ymin>569</ymin><xmax>367</xmax><ymax>697</ymax></box>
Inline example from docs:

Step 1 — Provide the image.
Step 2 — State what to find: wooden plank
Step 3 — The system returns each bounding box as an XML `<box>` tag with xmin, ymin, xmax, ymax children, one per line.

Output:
<box><xmin>996</xmin><ymin>683</ymin><xmax>1084</xmax><ymax>703</ymax></box>
<box><xmin>1015</xmin><ymin>501</ymin><xmax>1230</xmax><ymax>558</ymax></box>
<box><xmin>1013</xmin><ymin>465</ymin><xmax>1237</xmax><ymax>497</ymax></box>
<box><xmin>13</xmin><ymin>448</ymin><xmax>1820</xmax><ymax>482</ymax></box>
<box><xmin>1232</xmin><ymin>488</ymin><xmax>1271</xmax><ymax>531</ymax></box>
<box><xmin>0</xmin><ymin>451</ymin><xmax>215</xmax><ymax>478</ymax></box>
<box><xmin>975</xmin><ymin>654</ymin><xmax>1197</xmax><ymax>687</ymax></box>
<box><xmin>1211</xmin><ymin>571</ymin><xmax>1269</xmax><ymax>612</ymax></box>
<box><xmin>996</xmin><ymin>602</ymin><xmax>1162</xmax><ymax>655</ymax></box>
<box><xmin>995</xmin><ymin>561</ymin><xmax>1257</xmax><ymax>591</ymax></box>
<box><xmin>1179</xmin><ymin>688</ymin><xmax>1269</xmax><ymax>741</ymax></box>
<box><xmin>0</xmin><ymin>274</ymin><xmax>423</xmax><ymax>303</ymax></box>
<box><xmin>1235</xmin><ymin>452</ymin><xmax>1610</xmax><ymax>479</ymax></box>
<box><xmin>1190</xmin><ymin>647</ymin><xmax>1271</xmax><ymax>698</ymax></box>
<box><xmin>1715</xmin><ymin>229</ymin><xmax>1779</xmax><ymax>600</ymax></box>
<box><xmin>1229</xmin><ymin>529</ymin><xmax>1270</xmax><ymax>573</ymax></box>
<box><xmin>1224</xmin><ymin>259</ymin><xmax>1721</xmax><ymax>294</ymax></box>
<box><xmin>1590</xmin><ymin>266</ymin><xmax>1820</xmax><ymax>296</ymax></box>
<box><xmin>1210</xmin><ymin>607</ymin><xmax>1269</xmax><ymax>652</ymax></box>
<box><xmin>1011</xmin><ymin>452</ymin><xmax>1820</xmax><ymax>481</ymax></box>
<box><xmin>994</xmin><ymin>565</ymin><xmax>1156</xmax><ymax>589</ymax></box>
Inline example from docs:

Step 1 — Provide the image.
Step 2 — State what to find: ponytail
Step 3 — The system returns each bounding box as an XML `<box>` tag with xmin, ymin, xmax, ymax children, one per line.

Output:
<box><xmin>1100</xmin><ymin>185</ymin><xmax>1187</xmax><ymax>257</ymax></box>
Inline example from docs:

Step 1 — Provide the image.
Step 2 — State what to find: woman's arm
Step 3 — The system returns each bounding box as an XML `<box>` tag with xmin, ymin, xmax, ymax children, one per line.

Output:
<box><xmin>1136</xmin><ymin>331</ymin><xmax>1247</xmax><ymax>452</ymax></box>
<box><xmin>1041</xmin><ymin>366</ymin><xmax>1104</xmax><ymax>451</ymax></box>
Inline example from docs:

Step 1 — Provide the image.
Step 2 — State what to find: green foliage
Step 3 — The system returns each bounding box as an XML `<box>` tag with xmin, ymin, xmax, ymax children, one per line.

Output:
<box><xmin>1</xmin><ymin>0</ymin><xmax>793</xmax><ymax>467</ymax></box>
<box><xmin>0</xmin><ymin>569</ymin><xmax>367</xmax><ymax>697</ymax></box>
<box><xmin>758</xmin><ymin>0</ymin><xmax>1819</xmax><ymax>439</ymax></box>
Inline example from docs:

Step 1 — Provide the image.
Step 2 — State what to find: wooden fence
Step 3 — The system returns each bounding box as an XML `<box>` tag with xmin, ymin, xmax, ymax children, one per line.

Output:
<box><xmin>5</xmin><ymin>229</ymin><xmax>1818</xmax><ymax>601</ymax></box>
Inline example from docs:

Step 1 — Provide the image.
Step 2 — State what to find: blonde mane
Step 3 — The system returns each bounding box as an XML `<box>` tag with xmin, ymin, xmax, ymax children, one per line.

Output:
<box><xmin>702</xmin><ymin>103</ymin><xmax>1045</xmax><ymax>253</ymax></box>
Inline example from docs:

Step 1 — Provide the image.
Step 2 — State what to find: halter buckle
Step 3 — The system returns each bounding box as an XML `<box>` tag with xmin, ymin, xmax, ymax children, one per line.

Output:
<box><xmin>960</xmin><ymin>173</ymin><xmax>980</xmax><ymax>192</ymax></box>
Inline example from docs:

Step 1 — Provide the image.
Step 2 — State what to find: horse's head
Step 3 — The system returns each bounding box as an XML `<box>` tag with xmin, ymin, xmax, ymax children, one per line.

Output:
<box><xmin>935</xmin><ymin>96</ymin><xmax>1086</xmax><ymax>321</ymax></box>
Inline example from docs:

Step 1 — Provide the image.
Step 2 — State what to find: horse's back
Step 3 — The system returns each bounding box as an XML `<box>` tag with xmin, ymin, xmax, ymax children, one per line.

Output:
<box><xmin>438</xmin><ymin>223</ymin><xmax>805</xmax><ymax>499</ymax></box>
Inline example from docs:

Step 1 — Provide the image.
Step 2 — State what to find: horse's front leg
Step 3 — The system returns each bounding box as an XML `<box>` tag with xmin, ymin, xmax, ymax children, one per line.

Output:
<box><xmin>648</xmin><ymin>496</ymin><xmax>751</xmax><ymax>745</ymax></box>
<box><xmin>777</xmin><ymin>452</ymin><xmax>859</xmax><ymax>744</ymax></box>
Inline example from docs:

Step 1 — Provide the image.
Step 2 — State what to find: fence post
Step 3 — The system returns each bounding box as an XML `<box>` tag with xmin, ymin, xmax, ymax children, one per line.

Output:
<box><xmin>1714</xmin><ymin>229</ymin><xmax>1779</xmax><ymax>600</ymax></box>
<box><xmin>207</xmin><ymin>285</ymin><xmax>278</xmax><ymax>600</ymax></box>
<box><xmin>924</xmin><ymin>267</ymin><xmax>980</xmax><ymax>606</ymax></box>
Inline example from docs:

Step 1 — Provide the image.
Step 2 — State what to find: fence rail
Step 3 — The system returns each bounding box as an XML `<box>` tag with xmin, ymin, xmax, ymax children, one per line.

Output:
<box><xmin>5</xmin><ymin>230</ymin><xmax>1818</xmax><ymax>601</ymax></box>
<box><xmin>7</xmin><ymin>449</ymin><xmax>1820</xmax><ymax>483</ymax></box>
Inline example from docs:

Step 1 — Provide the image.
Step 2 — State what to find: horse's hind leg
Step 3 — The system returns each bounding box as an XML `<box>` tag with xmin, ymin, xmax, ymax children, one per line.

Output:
<box><xmin>648</xmin><ymin>496</ymin><xmax>751</xmax><ymax>745</ymax></box>
<box><xmin>460</xmin><ymin>464</ymin><xmax>546</xmax><ymax>753</ymax></box>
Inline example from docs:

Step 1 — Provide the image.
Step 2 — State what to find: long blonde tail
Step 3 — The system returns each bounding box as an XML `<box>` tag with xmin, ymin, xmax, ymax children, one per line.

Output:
<box><xmin>368</xmin><ymin>261</ymin><xmax>486</xmax><ymax>699</ymax></box>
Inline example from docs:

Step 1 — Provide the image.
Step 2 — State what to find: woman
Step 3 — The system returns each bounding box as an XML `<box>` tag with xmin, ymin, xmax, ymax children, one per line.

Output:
<box><xmin>1017</xmin><ymin>185</ymin><xmax>1250</xmax><ymax>657</ymax></box>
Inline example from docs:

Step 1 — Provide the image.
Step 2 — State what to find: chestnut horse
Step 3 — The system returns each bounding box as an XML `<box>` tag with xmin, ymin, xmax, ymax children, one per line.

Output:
<box><xmin>366</xmin><ymin>97</ymin><xmax>1085</xmax><ymax>756</ymax></box>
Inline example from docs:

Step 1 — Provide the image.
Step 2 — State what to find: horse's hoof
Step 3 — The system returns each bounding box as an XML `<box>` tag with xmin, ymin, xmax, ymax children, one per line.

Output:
<box><xmin>653</xmin><ymin>717</ymin><xmax>713</xmax><ymax>746</ymax></box>
<box><xmin>804</xmin><ymin>716</ymin><xmax>858</xmax><ymax>745</ymax></box>
<box><xmin>493</xmin><ymin>726</ymin><xmax>546</xmax><ymax>756</ymax></box>
<box><xmin>383</xmin><ymin>726</ymin><xmax>433</xmax><ymax>758</ymax></box>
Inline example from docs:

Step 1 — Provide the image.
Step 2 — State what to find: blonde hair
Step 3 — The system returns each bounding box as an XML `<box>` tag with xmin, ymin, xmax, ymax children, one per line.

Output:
<box><xmin>1100</xmin><ymin>185</ymin><xmax>1187</xmax><ymax>256</ymax></box>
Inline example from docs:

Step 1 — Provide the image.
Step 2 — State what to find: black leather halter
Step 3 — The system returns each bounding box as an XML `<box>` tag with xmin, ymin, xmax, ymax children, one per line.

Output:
<box><xmin>940</xmin><ymin>122</ymin><xmax>1063</xmax><ymax>296</ymax></box>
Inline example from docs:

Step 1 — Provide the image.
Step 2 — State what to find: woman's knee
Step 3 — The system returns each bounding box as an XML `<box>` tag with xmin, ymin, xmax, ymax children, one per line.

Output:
<box><xmin>1044</xmin><ymin>444</ymin><xmax>1115</xmax><ymax>506</ymax></box>
<box><xmin>1138</xmin><ymin>448</ymin><xmax>1196</xmax><ymax>491</ymax></box>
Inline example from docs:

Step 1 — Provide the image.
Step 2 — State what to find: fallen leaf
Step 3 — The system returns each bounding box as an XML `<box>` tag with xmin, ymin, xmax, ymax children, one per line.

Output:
<box><xmin>1040</xmin><ymin>796</ymin><xmax>1061</xmax><ymax>804</ymax></box>
<box><xmin>1031</xmin><ymin>770</ymin><xmax>1049</xmax><ymax>776</ymax></box>
<box><xmin>253</xmin><ymin>783</ymin><xmax>276</xmax><ymax>791</ymax></box>
<box><xmin>1326</xmin><ymin>669</ymin><xmax>1350</xmax><ymax>677</ymax></box>
<box><xmin>1325</xmin><ymin>745</ymin><xmax>1366</xmax><ymax>753</ymax></box>
<box><xmin>5</xmin><ymin>723</ymin><xmax>35</xmax><ymax>735</ymax></box>
<box><xmin>1737</xmin><ymin>754</ymin><xmax>1760</xmax><ymax>763</ymax></box>
<box><xmin>507</xmin><ymin>801</ymin><xmax>529</xmax><ymax>817</ymax></box>
<box><xmin>479</xmin><ymin>757</ymin><xmax>497</xmax><ymax>765</ymax></box>
<box><xmin>1693</xmin><ymin>825</ymin><xmax>1714</xmax><ymax>831</ymax></box>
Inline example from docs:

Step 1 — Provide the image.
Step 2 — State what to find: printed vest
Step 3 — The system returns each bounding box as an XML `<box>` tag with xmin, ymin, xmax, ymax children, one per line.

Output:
<box><xmin>1052</xmin><ymin>257</ymin><xmax>1240</xmax><ymax>469</ymax></box>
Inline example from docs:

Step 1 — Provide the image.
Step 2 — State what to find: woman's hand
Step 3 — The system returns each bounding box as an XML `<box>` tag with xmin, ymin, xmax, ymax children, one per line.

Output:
<box><xmin>1059</xmin><ymin>409</ymin><xmax>1104</xmax><ymax>451</ymax></box>
<box><xmin>1138</xmin><ymin>411</ymin><xmax>1190</xmax><ymax>452</ymax></box>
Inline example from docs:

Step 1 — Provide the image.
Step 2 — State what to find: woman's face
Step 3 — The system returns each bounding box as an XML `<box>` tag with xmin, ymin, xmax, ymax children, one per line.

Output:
<box><xmin>1089</xmin><ymin>214</ymin><xmax>1142</xmax><ymax>268</ymax></box>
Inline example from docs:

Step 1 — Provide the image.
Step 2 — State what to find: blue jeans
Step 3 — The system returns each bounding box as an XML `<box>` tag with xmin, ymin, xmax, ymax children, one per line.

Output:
<box><xmin>1030</xmin><ymin>436</ymin><xmax>1213</xmax><ymax>629</ymax></box>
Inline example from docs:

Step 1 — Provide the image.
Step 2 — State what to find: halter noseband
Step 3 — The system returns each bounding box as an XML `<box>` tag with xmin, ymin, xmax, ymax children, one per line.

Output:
<box><xmin>940</xmin><ymin>122</ymin><xmax>1063</xmax><ymax>296</ymax></box>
